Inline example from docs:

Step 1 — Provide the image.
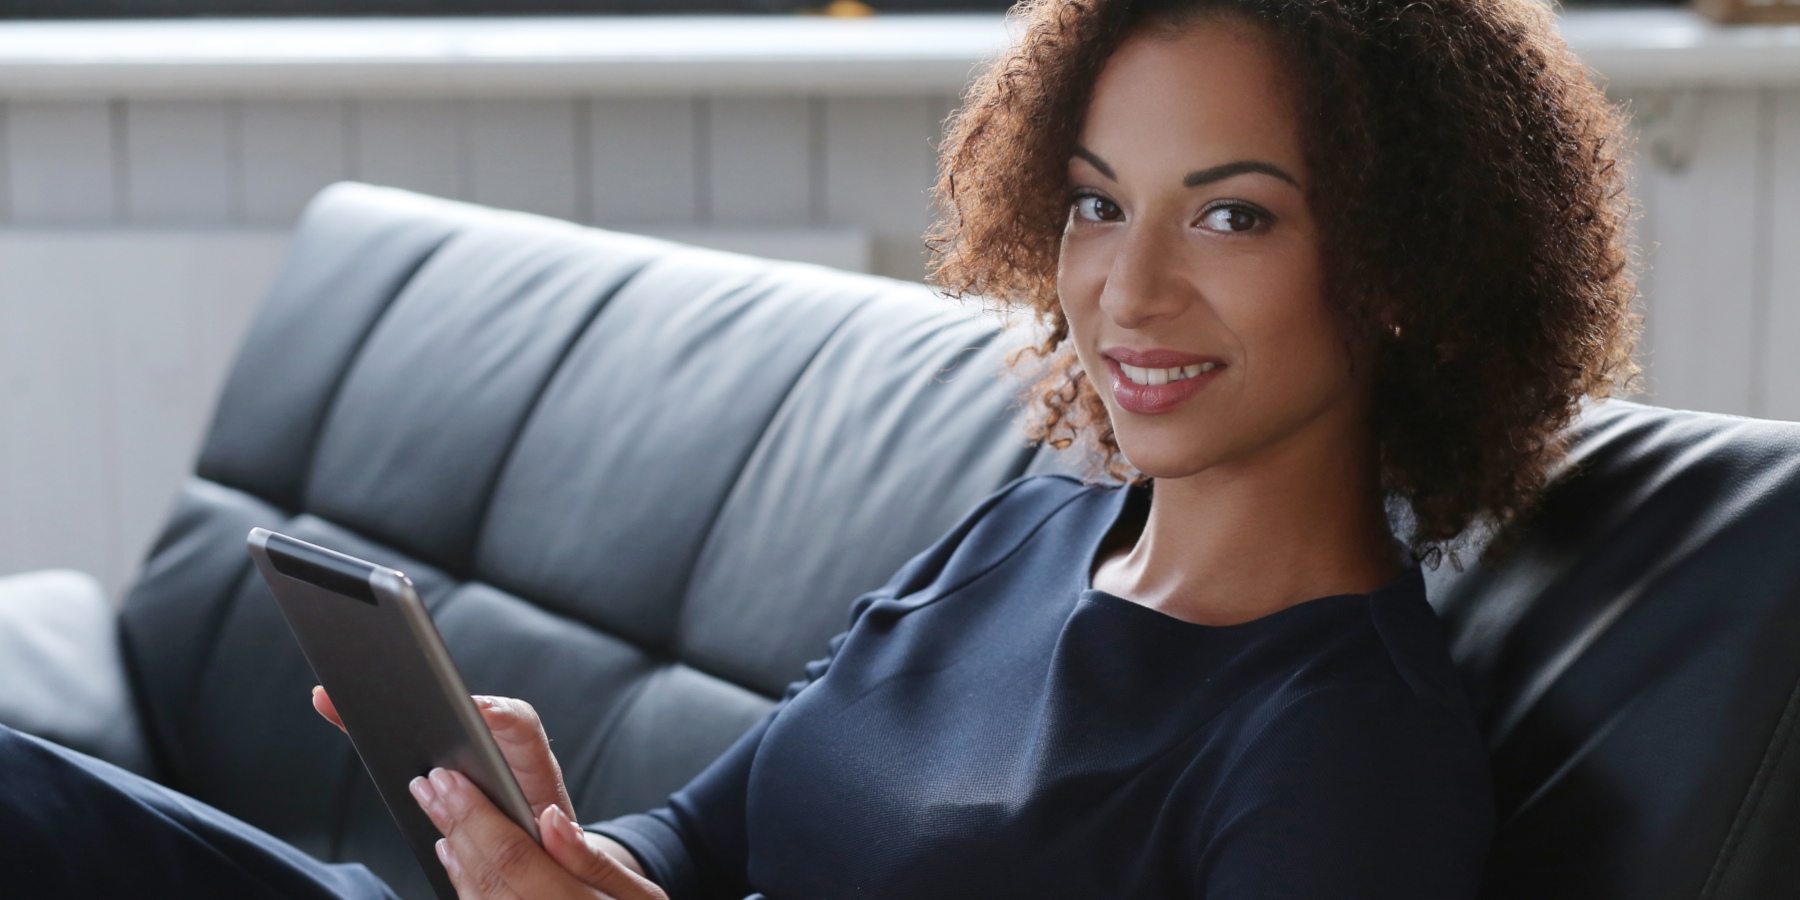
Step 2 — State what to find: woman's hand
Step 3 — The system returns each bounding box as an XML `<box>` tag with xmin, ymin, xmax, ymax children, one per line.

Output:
<box><xmin>311</xmin><ymin>687</ymin><xmax>660</xmax><ymax>896</ymax></box>
<box><xmin>410</xmin><ymin>766</ymin><xmax>669</xmax><ymax>900</ymax></box>
<box><xmin>313</xmin><ymin>689</ymin><xmax>581</xmax><ymax>826</ymax></box>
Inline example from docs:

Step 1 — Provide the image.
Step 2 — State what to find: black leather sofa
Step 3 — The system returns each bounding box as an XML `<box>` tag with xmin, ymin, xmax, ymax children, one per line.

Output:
<box><xmin>113</xmin><ymin>183</ymin><xmax>1800</xmax><ymax>900</ymax></box>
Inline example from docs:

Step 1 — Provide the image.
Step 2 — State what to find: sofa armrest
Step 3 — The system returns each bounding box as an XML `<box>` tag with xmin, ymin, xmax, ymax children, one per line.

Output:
<box><xmin>0</xmin><ymin>570</ymin><xmax>154</xmax><ymax>776</ymax></box>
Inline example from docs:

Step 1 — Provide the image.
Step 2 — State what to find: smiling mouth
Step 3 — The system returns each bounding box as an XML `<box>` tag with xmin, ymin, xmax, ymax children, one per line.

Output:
<box><xmin>1117</xmin><ymin>361</ymin><xmax>1219</xmax><ymax>386</ymax></box>
<box><xmin>1104</xmin><ymin>354</ymin><xmax>1225</xmax><ymax>415</ymax></box>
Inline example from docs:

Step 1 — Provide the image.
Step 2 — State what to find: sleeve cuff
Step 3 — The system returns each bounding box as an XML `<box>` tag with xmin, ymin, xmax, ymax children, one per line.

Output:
<box><xmin>586</xmin><ymin>810</ymin><xmax>703</xmax><ymax>900</ymax></box>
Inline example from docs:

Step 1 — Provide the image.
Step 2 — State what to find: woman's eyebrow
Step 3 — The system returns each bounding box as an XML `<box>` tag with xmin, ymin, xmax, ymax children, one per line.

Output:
<box><xmin>1071</xmin><ymin>146</ymin><xmax>1117</xmax><ymax>181</ymax></box>
<box><xmin>1185</xmin><ymin>160</ymin><xmax>1299</xmax><ymax>187</ymax></box>
<box><xmin>1074</xmin><ymin>148</ymin><xmax>1299</xmax><ymax>189</ymax></box>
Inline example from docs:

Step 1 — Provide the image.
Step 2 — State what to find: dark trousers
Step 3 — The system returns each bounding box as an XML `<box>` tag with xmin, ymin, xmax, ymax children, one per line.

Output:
<box><xmin>0</xmin><ymin>725</ymin><xmax>397</xmax><ymax>900</ymax></box>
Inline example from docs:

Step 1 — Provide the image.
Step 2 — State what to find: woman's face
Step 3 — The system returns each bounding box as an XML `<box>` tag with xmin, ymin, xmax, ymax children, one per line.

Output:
<box><xmin>1058</xmin><ymin>21</ymin><xmax>1363</xmax><ymax>480</ymax></box>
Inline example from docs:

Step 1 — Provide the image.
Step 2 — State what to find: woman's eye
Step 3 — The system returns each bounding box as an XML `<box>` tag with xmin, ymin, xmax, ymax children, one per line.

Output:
<box><xmin>1073</xmin><ymin>195</ymin><xmax>1123</xmax><ymax>223</ymax></box>
<box><xmin>1197</xmin><ymin>205</ymin><xmax>1262</xmax><ymax>233</ymax></box>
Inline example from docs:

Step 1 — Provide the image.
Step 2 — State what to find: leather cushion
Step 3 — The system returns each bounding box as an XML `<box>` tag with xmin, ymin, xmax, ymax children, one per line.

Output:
<box><xmin>1434</xmin><ymin>402</ymin><xmax>1800</xmax><ymax>900</ymax></box>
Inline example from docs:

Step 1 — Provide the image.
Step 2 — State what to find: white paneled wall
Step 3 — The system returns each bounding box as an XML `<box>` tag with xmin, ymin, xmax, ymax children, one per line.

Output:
<box><xmin>708</xmin><ymin>97</ymin><xmax>813</xmax><ymax>225</ymax></box>
<box><xmin>0</xmin><ymin>86</ymin><xmax>1796</xmax><ymax>598</ymax></box>
<box><xmin>0</xmin><ymin>95</ymin><xmax>955</xmax><ymax>276</ymax></box>
<box><xmin>588</xmin><ymin>98</ymin><xmax>702</xmax><ymax>225</ymax></box>
<box><xmin>1769</xmin><ymin>93</ymin><xmax>1800</xmax><ymax>418</ymax></box>
<box><xmin>7</xmin><ymin>101</ymin><xmax>115</xmax><ymax>223</ymax></box>
<box><xmin>0</xmin><ymin>232</ymin><xmax>290</xmax><ymax>595</ymax></box>
<box><xmin>1630</xmin><ymin>89</ymin><xmax>1800</xmax><ymax>419</ymax></box>
<box><xmin>241</xmin><ymin>100</ymin><xmax>349</xmax><ymax>225</ymax></box>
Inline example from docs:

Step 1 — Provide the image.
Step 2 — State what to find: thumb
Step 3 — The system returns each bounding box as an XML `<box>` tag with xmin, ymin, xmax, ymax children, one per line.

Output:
<box><xmin>539</xmin><ymin>805</ymin><xmax>668</xmax><ymax>900</ymax></box>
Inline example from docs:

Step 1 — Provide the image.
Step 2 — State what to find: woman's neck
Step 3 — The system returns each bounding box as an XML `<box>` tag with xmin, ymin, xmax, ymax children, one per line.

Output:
<box><xmin>1092</xmin><ymin>407</ymin><xmax>1401</xmax><ymax>626</ymax></box>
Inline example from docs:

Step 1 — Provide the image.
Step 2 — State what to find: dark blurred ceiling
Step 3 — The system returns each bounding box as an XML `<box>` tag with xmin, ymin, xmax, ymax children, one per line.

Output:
<box><xmin>0</xmin><ymin>0</ymin><xmax>1018</xmax><ymax>16</ymax></box>
<box><xmin>0</xmin><ymin>0</ymin><xmax>1683</xmax><ymax>21</ymax></box>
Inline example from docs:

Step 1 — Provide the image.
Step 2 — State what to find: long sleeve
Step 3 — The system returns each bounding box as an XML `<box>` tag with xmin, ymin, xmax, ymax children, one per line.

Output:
<box><xmin>586</xmin><ymin>714</ymin><xmax>768</xmax><ymax>900</ymax></box>
<box><xmin>585</xmin><ymin>631</ymin><xmax>844</xmax><ymax>900</ymax></box>
<box><xmin>586</xmin><ymin>479</ymin><xmax>1038</xmax><ymax>898</ymax></box>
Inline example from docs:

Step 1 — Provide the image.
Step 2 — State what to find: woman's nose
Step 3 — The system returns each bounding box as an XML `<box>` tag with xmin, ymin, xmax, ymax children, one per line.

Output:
<box><xmin>1098</xmin><ymin>225</ymin><xmax>1192</xmax><ymax>330</ymax></box>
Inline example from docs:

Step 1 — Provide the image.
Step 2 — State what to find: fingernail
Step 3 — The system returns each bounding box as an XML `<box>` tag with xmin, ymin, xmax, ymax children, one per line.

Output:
<box><xmin>473</xmin><ymin>696</ymin><xmax>496</xmax><ymax>708</ymax></box>
<box><xmin>410</xmin><ymin>776</ymin><xmax>437</xmax><ymax>809</ymax></box>
<box><xmin>545</xmin><ymin>804</ymin><xmax>577</xmax><ymax>840</ymax></box>
<box><xmin>429</xmin><ymin>768</ymin><xmax>459</xmax><ymax>808</ymax></box>
<box><xmin>558</xmin><ymin>809</ymin><xmax>585</xmax><ymax>844</ymax></box>
<box><xmin>435</xmin><ymin>838</ymin><xmax>451</xmax><ymax>866</ymax></box>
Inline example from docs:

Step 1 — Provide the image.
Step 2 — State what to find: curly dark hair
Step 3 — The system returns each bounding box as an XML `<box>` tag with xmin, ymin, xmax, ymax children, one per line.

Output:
<box><xmin>928</xmin><ymin>0</ymin><xmax>1639</xmax><ymax>560</ymax></box>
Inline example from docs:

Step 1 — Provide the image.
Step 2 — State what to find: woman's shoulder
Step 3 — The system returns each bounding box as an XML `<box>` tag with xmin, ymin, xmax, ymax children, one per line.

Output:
<box><xmin>989</xmin><ymin>472</ymin><xmax>1112</xmax><ymax>513</ymax></box>
<box><xmin>1217</xmin><ymin>573</ymin><xmax>1489</xmax><ymax>803</ymax></box>
<box><xmin>1362</xmin><ymin>569</ymin><xmax>1484</xmax><ymax>729</ymax></box>
<box><xmin>1298</xmin><ymin>575</ymin><xmax>1476</xmax><ymax>722</ymax></box>
<box><xmin>850</xmin><ymin>474</ymin><xmax>1119</xmax><ymax>614</ymax></box>
<box><xmin>1242</xmin><ymin>673</ymin><xmax>1485</xmax><ymax>778</ymax></box>
<box><xmin>926</xmin><ymin>471</ymin><xmax>1115</xmax><ymax>560</ymax></box>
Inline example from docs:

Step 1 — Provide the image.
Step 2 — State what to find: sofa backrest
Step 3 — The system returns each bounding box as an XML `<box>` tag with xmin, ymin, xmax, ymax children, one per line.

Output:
<box><xmin>119</xmin><ymin>183</ymin><xmax>1059</xmax><ymax>898</ymax></box>
<box><xmin>1432</xmin><ymin>403</ymin><xmax>1800</xmax><ymax>900</ymax></box>
<box><xmin>119</xmin><ymin>184</ymin><xmax>1800</xmax><ymax>900</ymax></box>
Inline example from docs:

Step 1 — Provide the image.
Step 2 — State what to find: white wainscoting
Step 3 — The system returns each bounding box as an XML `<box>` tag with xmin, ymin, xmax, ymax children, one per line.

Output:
<box><xmin>0</xmin><ymin>231</ymin><xmax>289</xmax><ymax>598</ymax></box>
<box><xmin>0</xmin><ymin>95</ymin><xmax>949</xmax><ymax>281</ymax></box>
<box><xmin>1623</xmin><ymin>88</ymin><xmax>1800</xmax><ymax>419</ymax></box>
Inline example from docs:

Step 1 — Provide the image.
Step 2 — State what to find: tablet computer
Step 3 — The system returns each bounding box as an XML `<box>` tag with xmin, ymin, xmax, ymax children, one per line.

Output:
<box><xmin>247</xmin><ymin>527</ymin><xmax>538</xmax><ymax>900</ymax></box>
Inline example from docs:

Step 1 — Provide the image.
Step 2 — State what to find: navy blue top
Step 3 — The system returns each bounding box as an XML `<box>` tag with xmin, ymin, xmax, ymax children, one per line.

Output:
<box><xmin>594</xmin><ymin>476</ymin><xmax>1493</xmax><ymax>899</ymax></box>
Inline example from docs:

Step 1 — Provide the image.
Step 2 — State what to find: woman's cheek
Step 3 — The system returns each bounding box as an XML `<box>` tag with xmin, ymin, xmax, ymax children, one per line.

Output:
<box><xmin>1056</xmin><ymin>244</ymin><xmax>1112</xmax><ymax>365</ymax></box>
<box><xmin>1244</xmin><ymin>261</ymin><xmax>1346</xmax><ymax>405</ymax></box>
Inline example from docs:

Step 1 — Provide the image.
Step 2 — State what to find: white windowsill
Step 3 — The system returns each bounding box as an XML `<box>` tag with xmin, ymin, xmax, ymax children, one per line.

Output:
<box><xmin>0</xmin><ymin>8</ymin><xmax>1789</xmax><ymax>98</ymax></box>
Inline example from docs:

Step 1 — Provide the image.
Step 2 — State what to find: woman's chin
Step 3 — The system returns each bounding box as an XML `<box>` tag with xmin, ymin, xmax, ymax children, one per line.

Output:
<box><xmin>1115</xmin><ymin>442</ymin><xmax>1221</xmax><ymax>482</ymax></box>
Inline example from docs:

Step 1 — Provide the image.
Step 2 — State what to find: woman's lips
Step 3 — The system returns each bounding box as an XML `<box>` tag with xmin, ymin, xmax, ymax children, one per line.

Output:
<box><xmin>1103</xmin><ymin>351</ymin><xmax>1226</xmax><ymax>415</ymax></box>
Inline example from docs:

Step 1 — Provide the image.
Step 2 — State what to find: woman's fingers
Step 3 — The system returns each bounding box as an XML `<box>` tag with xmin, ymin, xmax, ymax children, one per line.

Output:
<box><xmin>313</xmin><ymin>689</ymin><xmax>572</xmax><ymax>827</ymax></box>
<box><xmin>473</xmin><ymin>695</ymin><xmax>577</xmax><ymax>824</ymax></box>
<box><xmin>412</xmin><ymin>767</ymin><xmax>595</xmax><ymax>900</ymax></box>
<box><xmin>311</xmin><ymin>686</ymin><xmax>346</xmax><ymax>734</ymax></box>
<box><xmin>539</xmin><ymin>805</ymin><xmax>668</xmax><ymax>899</ymax></box>
<box><xmin>435</xmin><ymin>837</ymin><xmax>471</xmax><ymax>893</ymax></box>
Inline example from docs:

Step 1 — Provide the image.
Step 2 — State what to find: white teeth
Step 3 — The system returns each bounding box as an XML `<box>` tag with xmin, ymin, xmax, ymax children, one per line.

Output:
<box><xmin>1119</xmin><ymin>361</ymin><xmax>1220</xmax><ymax>386</ymax></box>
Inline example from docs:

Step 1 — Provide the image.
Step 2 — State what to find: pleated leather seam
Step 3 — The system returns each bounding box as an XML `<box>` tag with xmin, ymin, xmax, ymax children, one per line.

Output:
<box><xmin>115</xmin><ymin>619</ymin><xmax>181</xmax><ymax>786</ymax></box>
<box><xmin>963</xmin><ymin>330</ymin><xmax>1043</xmax><ymax>492</ymax></box>
<box><xmin>462</xmin><ymin>255</ymin><xmax>661</xmax><ymax>580</ymax></box>
<box><xmin>1477</xmin><ymin>409</ymin><xmax>1800</xmax><ymax>753</ymax></box>
<box><xmin>997</xmin><ymin>439</ymin><xmax>1047</xmax><ymax>487</ymax></box>
<box><xmin>1499</xmin><ymin>689</ymin><xmax>1643</xmax><ymax>827</ymax></box>
<box><xmin>162</xmin><ymin>560</ymin><xmax>289</xmax><ymax>793</ymax></box>
<box><xmin>288</xmin><ymin>230</ymin><xmax>461</xmax><ymax>516</ymax></box>
<box><xmin>561</xmin><ymin>662</ymin><xmax>683</xmax><ymax>805</ymax></box>
<box><xmin>132</xmin><ymin>479</ymin><xmax>299</xmax><ymax>791</ymax></box>
<box><xmin>1699</xmin><ymin>662</ymin><xmax>1800</xmax><ymax>899</ymax></box>
<box><xmin>664</xmin><ymin>282</ymin><xmax>901</xmax><ymax>676</ymax></box>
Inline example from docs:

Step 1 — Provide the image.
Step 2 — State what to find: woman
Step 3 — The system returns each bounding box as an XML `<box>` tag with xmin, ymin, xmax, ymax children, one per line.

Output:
<box><xmin>4</xmin><ymin>0</ymin><xmax>1634</xmax><ymax>896</ymax></box>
